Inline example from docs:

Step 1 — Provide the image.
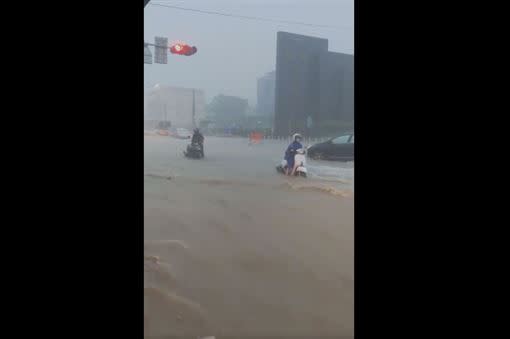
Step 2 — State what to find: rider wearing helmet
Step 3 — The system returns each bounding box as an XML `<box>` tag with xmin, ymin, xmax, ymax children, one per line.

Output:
<box><xmin>284</xmin><ymin>133</ymin><xmax>303</xmax><ymax>175</ymax></box>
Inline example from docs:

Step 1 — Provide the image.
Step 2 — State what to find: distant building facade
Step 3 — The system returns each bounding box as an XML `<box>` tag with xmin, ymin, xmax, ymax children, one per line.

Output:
<box><xmin>318</xmin><ymin>51</ymin><xmax>354</xmax><ymax>124</ymax></box>
<box><xmin>144</xmin><ymin>85</ymin><xmax>205</xmax><ymax>129</ymax></box>
<box><xmin>256</xmin><ymin>71</ymin><xmax>275</xmax><ymax>116</ymax></box>
<box><xmin>274</xmin><ymin>32</ymin><xmax>328</xmax><ymax>136</ymax></box>
<box><xmin>273</xmin><ymin>31</ymin><xmax>354</xmax><ymax>137</ymax></box>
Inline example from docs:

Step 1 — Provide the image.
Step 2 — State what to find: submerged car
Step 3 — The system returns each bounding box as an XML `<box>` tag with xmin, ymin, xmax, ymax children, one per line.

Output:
<box><xmin>307</xmin><ymin>134</ymin><xmax>354</xmax><ymax>161</ymax></box>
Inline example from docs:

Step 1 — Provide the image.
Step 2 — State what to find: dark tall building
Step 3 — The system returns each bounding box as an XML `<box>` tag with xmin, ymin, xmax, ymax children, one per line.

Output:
<box><xmin>256</xmin><ymin>71</ymin><xmax>275</xmax><ymax>116</ymax></box>
<box><xmin>273</xmin><ymin>31</ymin><xmax>354</xmax><ymax>137</ymax></box>
<box><xmin>318</xmin><ymin>51</ymin><xmax>354</xmax><ymax>124</ymax></box>
<box><xmin>274</xmin><ymin>32</ymin><xmax>328</xmax><ymax>136</ymax></box>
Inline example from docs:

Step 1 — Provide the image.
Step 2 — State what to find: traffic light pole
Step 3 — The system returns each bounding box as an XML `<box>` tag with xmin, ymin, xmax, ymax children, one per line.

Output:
<box><xmin>144</xmin><ymin>42</ymin><xmax>164</xmax><ymax>48</ymax></box>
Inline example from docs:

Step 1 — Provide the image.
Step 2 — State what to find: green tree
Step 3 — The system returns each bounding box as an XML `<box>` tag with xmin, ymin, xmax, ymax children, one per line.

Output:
<box><xmin>206</xmin><ymin>95</ymin><xmax>248</xmax><ymax>127</ymax></box>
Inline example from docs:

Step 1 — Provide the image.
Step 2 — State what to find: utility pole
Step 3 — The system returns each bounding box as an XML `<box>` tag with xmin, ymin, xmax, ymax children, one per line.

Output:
<box><xmin>192</xmin><ymin>89</ymin><xmax>196</xmax><ymax>128</ymax></box>
<box><xmin>157</xmin><ymin>88</ymin><xmax>164</xmax><ymax>123</ymax></box>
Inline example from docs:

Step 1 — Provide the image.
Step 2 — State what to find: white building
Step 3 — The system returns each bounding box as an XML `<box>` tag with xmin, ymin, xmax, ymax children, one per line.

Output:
<box><xmin>144</xmin><ymin>85</ymin><xmax>206</xmax><ymax>129</ymax></box>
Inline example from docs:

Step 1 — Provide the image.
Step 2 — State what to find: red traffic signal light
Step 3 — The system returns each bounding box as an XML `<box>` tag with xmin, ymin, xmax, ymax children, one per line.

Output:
<box><xmin>170</xmin><ymin>43</ymin><xmax>197</xmax><ymax>56</ymax></box>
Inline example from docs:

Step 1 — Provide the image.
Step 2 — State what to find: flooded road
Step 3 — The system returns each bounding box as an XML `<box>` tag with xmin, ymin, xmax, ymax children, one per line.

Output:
<box><xmin>144</xmin><ymin>135</ymin><xmax>354</xmax><ymax>338</ymax></box>
<box><xmin>145</xmin><ymin>135</ymin><xmax>353</xmax><ymax>190</ymax></box>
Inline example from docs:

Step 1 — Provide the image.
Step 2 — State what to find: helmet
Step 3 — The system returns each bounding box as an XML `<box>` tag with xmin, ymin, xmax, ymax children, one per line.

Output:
<box><xmin>292</xmin><ymin>133</ymin><xmax>302</xmax><ymax>141</ymax></box>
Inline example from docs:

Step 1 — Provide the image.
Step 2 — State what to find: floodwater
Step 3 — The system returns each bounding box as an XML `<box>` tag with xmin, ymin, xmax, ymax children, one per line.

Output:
<box><xmin>144</xmin><ymin>135</ymin><xmax>354</xmax><ymax>190</ymax></box>
<box><xmin>144</xmin><ymin>135</ymin><xmax>354</xmax><ymax>338</ymax></box>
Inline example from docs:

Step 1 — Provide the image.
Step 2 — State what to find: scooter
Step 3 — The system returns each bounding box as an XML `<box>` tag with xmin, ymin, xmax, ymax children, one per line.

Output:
<box><xmin>184</xmin><ymin>142</ymin><xmax>204</xmax><ymax>159</ymax></box>
<box><xmin>276</xmin><ymin>148</ymin><xmax>307</xmax><ymax>177</ymax></box>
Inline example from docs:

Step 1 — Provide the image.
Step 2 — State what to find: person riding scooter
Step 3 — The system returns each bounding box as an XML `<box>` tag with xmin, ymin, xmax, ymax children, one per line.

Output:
<box><xmin>189</xmin><ymin>128</ymin><xmax>204</xmax><ymax>157</ymax></box>
<box><xmin>284</xmin><ymin>133</ymin><xmax>303</xmax><ymax>176</ymax></box>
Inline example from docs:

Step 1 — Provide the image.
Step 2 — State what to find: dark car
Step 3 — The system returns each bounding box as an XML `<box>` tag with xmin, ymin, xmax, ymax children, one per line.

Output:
<box><xmin>307</xmin><ymin>134</ymin><xmax>354</xmax><ymax>161</ymax></box>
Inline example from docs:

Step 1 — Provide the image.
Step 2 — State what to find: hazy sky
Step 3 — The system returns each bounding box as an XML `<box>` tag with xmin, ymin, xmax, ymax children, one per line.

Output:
<box><xmin>144</xmin><ymin>0</ymin><xmax>353</xmax><ymax>105</ymax></box>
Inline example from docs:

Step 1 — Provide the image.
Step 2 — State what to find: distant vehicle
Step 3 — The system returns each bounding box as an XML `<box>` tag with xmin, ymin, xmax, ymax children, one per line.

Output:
<box><xmin>171</xmin><ymin>128</ymin><xmax>192</xmax><ymax>139</ymax></box>
<box><xmin>307</xmin><ymin>134</ymin><xmax>354</xmax><ymax>161</ymax></box>
<box><xmin>156</xmin><ymin>121</ymin><xmax>171</xmax><ymax>136</ymax></box>
<box><xmin>156</xmin><ymin>129</ymin><xmax>169</xmax><ymax>136</ymax></box>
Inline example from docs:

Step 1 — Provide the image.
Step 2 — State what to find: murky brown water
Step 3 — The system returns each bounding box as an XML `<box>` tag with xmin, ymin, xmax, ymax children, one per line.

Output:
<box><xmin>144</xmin><ymin>136</ymin><xmax>354</xmax><ymax>338</ymax></box>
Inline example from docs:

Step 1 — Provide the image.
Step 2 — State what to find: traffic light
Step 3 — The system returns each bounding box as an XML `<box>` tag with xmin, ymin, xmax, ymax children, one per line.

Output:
<box><xmin>170</xmin><ymin>43</ymin><xmax>197</xmax><ymax>56</ymax></box>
